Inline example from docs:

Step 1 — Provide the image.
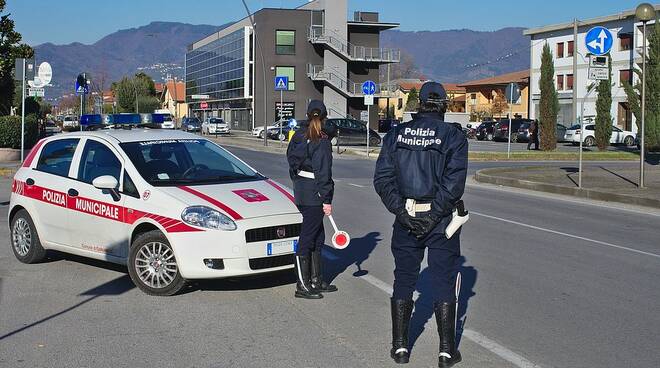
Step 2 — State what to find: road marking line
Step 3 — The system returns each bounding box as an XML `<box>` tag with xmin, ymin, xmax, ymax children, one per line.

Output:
<box><xmin>359</xmin><ymin>274</ymin><xmax>545</xmax><ymax>368</ymax></box>
<box><xmin>466</xmin><ymin>182</ymin><xmax>660</xmax><ymax>218</ymax></box>
<box><xmin>348</xmin><ymin>183</ymin><xmax>366</xmax><ymax>188</ymax></box>
<box><xmin>471</xmin><ymin>211</ymin><xmax>660</xmax><ymax>259</ymax></box>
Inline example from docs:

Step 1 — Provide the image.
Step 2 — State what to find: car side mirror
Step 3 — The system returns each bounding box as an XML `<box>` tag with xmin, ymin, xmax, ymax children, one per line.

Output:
<box><xmin>92</xmin><ymin>175</ymin><xmax>121</xmax><ymax>202</ymax></box>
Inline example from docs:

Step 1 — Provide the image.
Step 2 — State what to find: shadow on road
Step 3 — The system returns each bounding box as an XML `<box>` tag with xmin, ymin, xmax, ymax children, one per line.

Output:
<box><xmin>409</xmin><ymin>256</ymin><xmax>477</xmax><ymax>352</ymax></box>
<box><xmin>0</xmin><ymin>274</ymin><xmax>134</xmax><ymax>341</ymax></box>
<box><xmin>192</xmin><ymin>269</ymin><xmax>295</xmax><ymax>292</ymax></box>
<box><xmin>323</xmin><ymin>232</ymin><xmax>381</xmax><ymax>283</ymax></box>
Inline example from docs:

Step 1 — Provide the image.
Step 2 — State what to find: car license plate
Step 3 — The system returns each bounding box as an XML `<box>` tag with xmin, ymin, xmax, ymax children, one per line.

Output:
<box><xmin>267</xmin><ymin>240</ymin><xmax>297</xmax><ymax>256</ymax></box>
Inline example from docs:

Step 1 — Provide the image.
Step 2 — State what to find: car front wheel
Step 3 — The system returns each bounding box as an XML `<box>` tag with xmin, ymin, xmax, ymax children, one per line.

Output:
<box><xmin>10</xmin><ymin>209</ymin><xmax>46</xmax><ymax>264</ymax></box>
<box><xmin>624</xmin><ymin>136</ymin><xmax>634</xmax><ymax>147</ymax></box>
<box><xmin>259</xmin><ymin>131</ymin><xmax>265</xmax><ymax>139</ymax></box>
<box><xmin>128</xmin><ymin>230</ymin><xmax>186</xmax><ymax>296</ymax></box>
<box><xmin>584</xmin><ymin>136</ymin><xmax>596</xmax><ymax>147</ymax></box>
<box><xmin>486</xmin><ymin>133</ymin><xmax>493</xmax><ymax>141</ymax></box>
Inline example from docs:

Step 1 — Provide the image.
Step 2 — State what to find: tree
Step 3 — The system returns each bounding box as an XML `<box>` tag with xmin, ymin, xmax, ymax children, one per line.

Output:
<box><xmin>405</xmin><ymin>87</ymin><xmax>419</xmax><ymax>111</ymax></box>
<box><xmin>624</xmin><ymin>20</ymin><xmax>660</xmax><ymax>152</ymax></box>
<box><xmin>538</xmin><ymin>43</ymin><xmax>558</xmax><ymax>151</ymax></box>
<box><xmin>0</xmin><ymin>0</ymin><xmax>34</xmax><ymax>115</ymax></box>
<box><xmin>112</xmin><ymin>73</ymin><xmax>159</xmax><ymax>113</ymax></box>
<box><xmin>594</xmin><ymin>54</ymin><xmax>613</xmax><ymax>151</ymax></box>
<box><xmin>490</xmin><ymin>89</ymin><xmax>508</xmax><ymax>117</ymax></box>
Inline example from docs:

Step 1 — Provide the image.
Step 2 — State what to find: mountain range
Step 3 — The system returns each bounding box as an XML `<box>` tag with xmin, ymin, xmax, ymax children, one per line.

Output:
<box><xmin>33</xmin><ymin>22</ymin><xmax>530</xmax><ymax>101</ymax></box>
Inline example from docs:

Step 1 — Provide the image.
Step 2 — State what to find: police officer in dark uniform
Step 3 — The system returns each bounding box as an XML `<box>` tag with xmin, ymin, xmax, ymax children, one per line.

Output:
<box><xmin>374</xmin><ymin>82</ymin><xmax>468</xmax><ymax>367</ymax></box>
<box><xmin>287</xmin><ymin>100</ymin><xmax>338</xmax><ymax>299</ymax></box>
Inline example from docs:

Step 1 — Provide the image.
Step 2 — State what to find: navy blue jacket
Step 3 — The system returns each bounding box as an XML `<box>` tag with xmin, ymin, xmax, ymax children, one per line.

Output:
<box><xmin>287</xmin><ymin>126</ymin><xmax>334</xmax><ymax>206</ymax></box>
<box><xmin>373</xmin><ymin>112</ymin><xmax>468</xmax><ymax>217</ymax></box>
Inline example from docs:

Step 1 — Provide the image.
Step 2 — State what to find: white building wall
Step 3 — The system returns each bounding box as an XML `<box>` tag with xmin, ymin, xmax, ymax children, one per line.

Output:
<box><xmin>528</xmin><ymin>17</ymin><xmax>643</xmax><ymax>132</ymax></box>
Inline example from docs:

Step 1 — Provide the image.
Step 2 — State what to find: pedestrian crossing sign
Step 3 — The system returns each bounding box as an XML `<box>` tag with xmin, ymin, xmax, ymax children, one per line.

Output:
<box><xmin>275</xmin><ymin>76</ymin><xmax>289</xmax><ymax>91</ymax></box>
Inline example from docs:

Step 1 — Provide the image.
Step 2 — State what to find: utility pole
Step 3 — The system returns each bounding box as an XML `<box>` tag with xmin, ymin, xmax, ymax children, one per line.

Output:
<box><xmin>20</xmin><ymin>59</ymin><xmax>26</xmax><ymax>163</ymax></box>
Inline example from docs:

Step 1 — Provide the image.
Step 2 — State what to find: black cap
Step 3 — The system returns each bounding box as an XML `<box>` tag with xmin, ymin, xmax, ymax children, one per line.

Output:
<box><xmin>419</xmin><ymin>82</ymin><xmax>447</xmax><ymax>104</ymax></box>
<box><xmin>307</xmin><ymin>100</ymin><xmax>327</xmax><ymax>118</ymax></box>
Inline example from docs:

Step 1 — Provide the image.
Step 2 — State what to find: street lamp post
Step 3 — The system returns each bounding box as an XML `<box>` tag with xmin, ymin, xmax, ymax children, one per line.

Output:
<box><xmin>636</xmin><ymin>3</ymin><xmax>655</xmax><ymax>188</ymax></box>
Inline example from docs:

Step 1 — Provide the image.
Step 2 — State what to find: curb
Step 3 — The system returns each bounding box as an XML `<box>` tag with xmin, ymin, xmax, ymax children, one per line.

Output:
<box><xmin>474</xmin><ymin>167</ymin><xmax>660</xmax><ymax>209</ymax></box>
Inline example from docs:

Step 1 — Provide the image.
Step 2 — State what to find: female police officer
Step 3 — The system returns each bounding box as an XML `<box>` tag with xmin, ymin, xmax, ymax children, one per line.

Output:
<box><xmin>286</xmin><ymin>100</ymin><xmax>337</xmax><ymax>299</ymax></box>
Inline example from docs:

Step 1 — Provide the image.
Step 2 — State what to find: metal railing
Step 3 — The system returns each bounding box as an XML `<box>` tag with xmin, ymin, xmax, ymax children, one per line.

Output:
<box><xmin>306</xmin><ymin>64</ymin><xmax>386</xmax><ymax>97</ymax></box>
<box><xmin>308</xmin><ymin>27</ymin><xmax>400</xmax><ymax>63</ymax></box>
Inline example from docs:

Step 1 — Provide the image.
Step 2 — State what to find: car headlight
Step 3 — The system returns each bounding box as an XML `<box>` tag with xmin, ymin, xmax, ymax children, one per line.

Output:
<box><xmin>181</xmin><ymin>206</ymin><xmax>237</xmax><ymax>231</ymax></box>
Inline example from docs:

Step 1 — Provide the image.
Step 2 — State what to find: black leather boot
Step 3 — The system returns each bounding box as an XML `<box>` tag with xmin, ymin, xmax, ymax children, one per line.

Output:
<box><xmin>434</xmin><ymin>302</ymin><xmax>462</xmax><ymax>368</ymax></box>
<box><xmin>294</xmin><ymin>255</ymin><xmax>323</xmax><ymax>299</ymax></box>
<box><xmin>310</xmin><ymin>248</ymin><xmax>338</xmax><ymax>292</ymax></box>
<box><xmin>390</xmin><ymin>298</ymin><xmax>414</xmax><ymax>364</ymax></box>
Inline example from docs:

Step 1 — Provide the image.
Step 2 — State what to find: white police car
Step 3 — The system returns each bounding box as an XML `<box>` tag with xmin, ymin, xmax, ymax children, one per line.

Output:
<box><xmin>9</xmin><ymin>128</ymin><xmax>301</xmax><ymax>296</ymax></box>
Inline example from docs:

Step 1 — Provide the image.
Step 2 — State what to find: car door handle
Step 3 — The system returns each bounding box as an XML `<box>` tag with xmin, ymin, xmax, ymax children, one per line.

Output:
<box><xmin>68</xmin><ymin>189</ymin><xmax>79</xmax><ymax>197</ymax></box>
<box><xmin>26</xmin><ymin>178</ymin><xmax>35</xmax><ymax>185</ymax></box>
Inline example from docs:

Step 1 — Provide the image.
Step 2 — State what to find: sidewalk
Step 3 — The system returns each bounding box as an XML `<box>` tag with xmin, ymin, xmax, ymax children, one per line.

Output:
<box><xmin>475</xmin><ymin>165</ymin><xmax>660</xmax><ymax>208</ymax></box>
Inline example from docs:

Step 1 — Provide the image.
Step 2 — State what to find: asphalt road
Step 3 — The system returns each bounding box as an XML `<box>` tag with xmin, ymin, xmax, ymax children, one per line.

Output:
<box><xmin>1</xmin><ymin>146</ymin><xmax>658</xmax><ymax>368</ymax></box>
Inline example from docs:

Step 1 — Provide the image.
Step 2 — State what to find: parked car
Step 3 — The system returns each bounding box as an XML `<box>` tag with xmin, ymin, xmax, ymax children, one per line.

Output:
<box><xmin>564</xmin><ymin>124</ymin><xmax>636</xmax><ymax>147</ymax></box>
<box><xmin>555</xmin><ymin>124</ymin><xmax>568</xmax><ymax>142</ymax></box>
<box><xmin>44</xmin><ymin>121</ymin><xmax>62</xmax><ymax>136</ymax></box>
<box><xmin>202</xmin><ymin>118</ymin><xmax>230</xmax><ymax>135</ymax></box>
<box><xmin>326</xmin><ymin>118</ymin><xmax>381</xmax><ymax>146</ymax></box>
<box><xmin>515</xmin><ymin>122</ymin><xmax>532</xmax><ymax>142</ymax></box>
<box><xmin>268</xmin><ymin>124</ymin><xmax>299</xmax><ymax>141</ymax></box>
<box><xmin>378</xmin><ymin>118</ymin><xmax>399</xmax><ymax>133</ymax></box>
<box><xmin>462</xmin><ymin>124</ymin><xmax>477</xmax><ymax>139</ymax></box>
<box><xmin>493</xmin><ymin>119</ymin><xmax>532</xmax><ymax>142</ymax></box>
<box><xmin>62</xmin><ymin>116</ymin><xmax>79</xmax><ymax>129</ymax></box>
<box><xmin>182</xmin><ymin>117</ymin><xmax>201</xmax><ymax>132</ymax></box>
<box><xmin>475</xmin><ymin>121</ymin><xmax>496</xmax><ymax>141</ymax></box>
<box><xmin>253</xmin><ymin>121</ymin><xmax>285</xmax><ymax>139</ymax></box>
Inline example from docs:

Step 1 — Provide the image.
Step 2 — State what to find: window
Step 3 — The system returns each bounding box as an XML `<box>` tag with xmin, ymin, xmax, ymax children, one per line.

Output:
<box><xmin>78</xmin><ymin>140</ymin><xmax>122</xmax><ymax>184</ymax></box>
<box><xmin>557</xmin><ymin>43</ymin><xmax>564</xmax><ymax>58</ymax></box>
<box><xmin>276</xmin><ymin>30</ymin><xmax>295</xmax><ymax>55</ymax></box>
<box><xmin>619</xmin><ymin>33</ymin><xmax>632</xmax><ymax>51</ymax></box>
<box><xmin>566</xmin><ymin>74</ymin><xmax>574</xmax><ymax>90</ymax></box>
<box><xmin>567</xmin><ymin>41</ymin><xmax>574</xmax><ymax>57</ymax></box>
<box><xmin>275</xmin><ymin>66</ymin><xmax>295</xmax><ymax>90</ymax></box>
<box><xmin>123</xmin><ymin>171</ymin><xmax>140</xmax><ymax>198</ymax></box>
<box><xmin>557</xmin><ymin>75</ymin><xmax>564</xmax><ymax>90</ymax></box>
<box><xmin>619</xmin><ymin>69</ymin><xmax>632</xmax><ymax>86</ymax></box>
<box><xmin>36</xmin><ymin>139</ymin><xmax>79</xmax><ymax>177</ymax></box>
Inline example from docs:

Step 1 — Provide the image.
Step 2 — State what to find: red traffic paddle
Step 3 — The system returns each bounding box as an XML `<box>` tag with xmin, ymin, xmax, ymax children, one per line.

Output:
<box><xmin>328</xmin><ymin>215</ymin><xmax>350</xmax><ymax>249</ymax></box>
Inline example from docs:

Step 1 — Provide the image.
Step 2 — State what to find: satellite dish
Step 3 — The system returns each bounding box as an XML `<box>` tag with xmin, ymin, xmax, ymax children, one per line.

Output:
<box><xmin>38</xmin><ymin>62</ymin><xmax>52</xmax><ymax>85</ymax></box>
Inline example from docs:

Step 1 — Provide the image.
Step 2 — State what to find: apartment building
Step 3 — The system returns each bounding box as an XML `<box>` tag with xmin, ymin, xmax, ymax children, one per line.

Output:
<box><xmin>524</xmin><ymin>5</ymin><xmax>659</xmax><ymax>131</ymax></box>
<box><xmin>185</xmin><ymin>0</ymin><xmax>399</xmax><ymax>131</ymax></box>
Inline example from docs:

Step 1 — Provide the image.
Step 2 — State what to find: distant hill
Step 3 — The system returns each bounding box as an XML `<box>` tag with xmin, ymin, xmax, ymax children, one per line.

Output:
<box><xmin>33</xmin><ymin>22</ymin><xmax>529</xmax><ymax>101</ymax></box>
<box><xmin>34</xmin><ymin>21</ymin><xmax>225</xmax><ymax>100</ymax></box>
<box><xmin>380</xmin><ymin>27</ymin><xmax>529</xmax><ymax>83</ymax></box>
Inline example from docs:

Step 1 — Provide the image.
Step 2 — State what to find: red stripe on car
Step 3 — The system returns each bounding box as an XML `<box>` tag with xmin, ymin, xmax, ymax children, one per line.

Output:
<box><xmin>265</xmin><ymin>179</ymin><xmax>295</xmax><ymax>203</ymax></box>
<box><xmin>177</xmin><ymin>186</ymin><xmax>243</xmax><ymax>220</ymax></box>
<box><xmin>22</xmin><ymin>139</ymin><xmax>46</xmax><ymax>167</ymax></box>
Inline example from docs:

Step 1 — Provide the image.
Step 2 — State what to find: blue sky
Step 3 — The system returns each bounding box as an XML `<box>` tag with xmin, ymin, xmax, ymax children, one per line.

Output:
<box><xmin>5</xmin><ymin>0</ymin><xmax>648</xmax><ymax>45</ymax></box>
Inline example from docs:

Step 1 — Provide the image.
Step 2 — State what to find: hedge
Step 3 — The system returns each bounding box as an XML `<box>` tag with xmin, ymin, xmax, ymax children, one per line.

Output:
<box><xmin>0</xmin><ymin>115</ymin><xmax>39</xmax><ymax>149</ymax></box>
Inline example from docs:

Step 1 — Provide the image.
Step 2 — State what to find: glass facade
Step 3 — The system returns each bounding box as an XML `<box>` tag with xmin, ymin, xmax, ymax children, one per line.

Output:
<box><xmin>185</xmin><ymin>29</ymin><xmax>246</xmax><ymax>102</ymax></box>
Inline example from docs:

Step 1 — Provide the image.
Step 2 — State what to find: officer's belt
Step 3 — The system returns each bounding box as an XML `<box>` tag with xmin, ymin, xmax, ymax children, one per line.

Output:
<box><xmin>405</xmin><ymin>198</ymin><xmax>431</xmax><ymax>216</ymax></box>
<box><xmin>298</xmin><ymin>170</ymin><xmax>315</xmax><ymax>179</ymax></box>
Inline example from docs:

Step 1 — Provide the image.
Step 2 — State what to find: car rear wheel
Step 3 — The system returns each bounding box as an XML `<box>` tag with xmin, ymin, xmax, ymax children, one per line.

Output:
<box><xmin>511</xmin><ymin>134</ymin><xmax>518</xmax><ymax>143</ymax></box>
<box><xmin>584</xmin><ymin>136</ymin><xmax>596</xmax><ymax>147</ymax></box>
<box><xmin>128</xmin><ymin>230</ymin><xmax>185</xmax><ymax>296</ymax></box>
<box><xmin>259</xmin><ymin>131</ymin><xmax>265</xmax><ymax>139</ymax></box>
<box><xmin>369</xmin><ymin>136</ymin><xmax>380</xmax><ymax>146</ymax></box>
<box><xmin>624</xmin><ymin>136</ymin><xmax>634</xmax><ymax>147</ymax></box>
<box><xmin>10</xmin><ymin>209</ymin><xmax>46</xmax><ymax>264</ymax></box>
<box><xmin>486</xmin><ymin>133</ymin><xmax>493</xmax><ymax>141</ymax></box>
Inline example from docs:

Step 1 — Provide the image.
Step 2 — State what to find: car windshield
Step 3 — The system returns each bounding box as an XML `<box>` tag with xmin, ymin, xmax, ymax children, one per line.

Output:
<box><xmin>187</xmin><ymin>118</ymin><xmax>200</xmax><ymax>125</ymax></box>
<box><xmin>120</xmin><ymin>139</ymin><xmax>262</xmax><ymax>186</ymax></box>
<box><xmin>209</xmin><ymin>118</ymin><xmax>224</xmax><ymax>124</ymax></box>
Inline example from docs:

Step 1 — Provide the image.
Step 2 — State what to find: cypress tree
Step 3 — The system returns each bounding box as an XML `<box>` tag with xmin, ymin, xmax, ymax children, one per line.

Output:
<box><xmin>624</xmin><ymin>20</ymin><xmax>660</xmax><ymax>152</ymax></box>
<box><xmin>594</xmin><ymin>54</ymin><xmax>613</xmax><ymax>150</ymax></box>
<box><xmin>539</xmin><ymin>43</ymin><xmax>558</xmax><ymax>151</ymax></box>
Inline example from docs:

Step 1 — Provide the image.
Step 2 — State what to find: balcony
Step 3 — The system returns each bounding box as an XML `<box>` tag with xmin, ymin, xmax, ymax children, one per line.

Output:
<box><xmin>306</xmin><ymin>64</ymin><xmax>386</xmax><ymax>98</ymax></box>
<box><xmin>308</xmin><ymin>27</ymin><xmax>400</xmax><ymax>63</ymax></box>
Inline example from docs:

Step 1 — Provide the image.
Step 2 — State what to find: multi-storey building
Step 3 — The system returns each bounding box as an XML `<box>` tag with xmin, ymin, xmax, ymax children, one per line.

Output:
<box><xmin>185</xmin><ymin>0</ymin><xmax>400</xmax><ymax>131</ymax></box>
<box><xmin>524</xmin><ymin>5</ymin><xmax>659</xmax><ymax>131</ymax></box>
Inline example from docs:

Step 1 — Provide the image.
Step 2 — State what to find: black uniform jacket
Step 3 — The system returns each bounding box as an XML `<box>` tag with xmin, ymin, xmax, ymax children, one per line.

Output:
<box><xmin>373</xmin><ymin>112</ymin><xmax>468</xmax><ymax>218</ymax></box>
<box><xmin>286</xmin><ymin>125</ymin><xmax>334</xmax><ymax>206</ymax></box>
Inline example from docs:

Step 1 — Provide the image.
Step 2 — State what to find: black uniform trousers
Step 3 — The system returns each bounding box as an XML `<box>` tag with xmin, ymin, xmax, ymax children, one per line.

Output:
<box><xmin>391</xmin><ymin>220</ymin><xmax>460</xmax><ymax>303</ymax></box>
<box><xmin>296</xmin><ymin>205</ymin><xmax>325</xmax><ymax>256</ymax></box>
